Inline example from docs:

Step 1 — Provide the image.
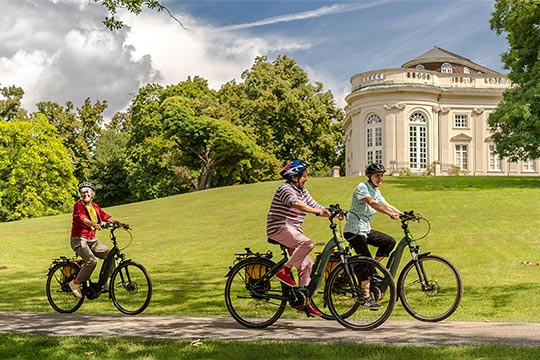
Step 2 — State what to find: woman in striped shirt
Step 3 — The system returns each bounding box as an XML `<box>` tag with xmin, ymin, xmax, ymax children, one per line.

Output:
<box><xmin>267</xmin><ymin>160</ymin><xmax>330</xmax><ymax>317</ymax></box>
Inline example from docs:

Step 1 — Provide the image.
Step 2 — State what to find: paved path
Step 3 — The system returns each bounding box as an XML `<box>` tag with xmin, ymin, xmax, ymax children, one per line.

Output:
<box><xmin>1</xmin><ymin>311</ymin><xmax>540</xmax><ymax>346</ymax></box>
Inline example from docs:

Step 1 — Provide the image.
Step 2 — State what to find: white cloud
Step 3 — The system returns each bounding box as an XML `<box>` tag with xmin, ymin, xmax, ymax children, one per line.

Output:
<box><xmin>121</xmin><ymin>10</ymin><xmax>313</xmax><ymax>91</ymax></box>
<box><xmin>220</xmin><ymin>2</ymin><xmax>388</xmax><ymax>31</ymax></box>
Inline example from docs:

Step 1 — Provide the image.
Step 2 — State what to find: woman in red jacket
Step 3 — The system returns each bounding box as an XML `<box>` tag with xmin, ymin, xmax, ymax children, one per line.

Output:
<box><xmin>68</xmin><ymin>181</ymin><xmax>124</xmax><ymax>298</ymax></box>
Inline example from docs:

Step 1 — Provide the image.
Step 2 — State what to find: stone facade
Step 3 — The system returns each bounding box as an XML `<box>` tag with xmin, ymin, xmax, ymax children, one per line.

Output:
<box><xmin>343</xmin><ymin>47</ymin><xmax>536</xmax><ymax>176</ymax></box>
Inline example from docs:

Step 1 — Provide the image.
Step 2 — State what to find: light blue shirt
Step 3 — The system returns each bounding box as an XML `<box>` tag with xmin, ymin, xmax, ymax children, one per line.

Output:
<box><xmin>343</xmin><ymin>181</ymin><xmax>386</xmax><ymax>236</ymax></box>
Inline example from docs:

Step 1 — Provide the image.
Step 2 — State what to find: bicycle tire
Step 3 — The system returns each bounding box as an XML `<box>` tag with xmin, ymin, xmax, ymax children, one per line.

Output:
<box><xmin>225</xmin><ymin>257</ymin><xmax>287</xmax><ymax>328</ymax></box>
<box><xmin>45</xmin><ymin>262</ymin><xmax>84</xmax><ymax>313</ymax></box>
<box><xmin>110</xmin><ymin>261</ymin><xmax>152</xmax><ymax>315</ymax></box>
<box><xmin>398</xmin><ymin>254</ymin><xmax>463</xmax><ymax>322</ymax></box>
<box><xmin>326</xmin><ymin>256</ymin><xmax>396</xmax><ymax>331</ymax></box>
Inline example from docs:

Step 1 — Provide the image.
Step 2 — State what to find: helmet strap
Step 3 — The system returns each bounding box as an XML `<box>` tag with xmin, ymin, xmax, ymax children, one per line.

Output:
<box><xmin>368</xmin><ymin>178</ymin><xmax>378</xmax><ymax>188</ymax></box>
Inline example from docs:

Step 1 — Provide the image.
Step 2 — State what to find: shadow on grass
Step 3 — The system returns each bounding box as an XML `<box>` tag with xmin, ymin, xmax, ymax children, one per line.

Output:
<box><xmin>388</xmin><ymin>176</ymin><xmax>540</xmax><ymax>191</ymax></box>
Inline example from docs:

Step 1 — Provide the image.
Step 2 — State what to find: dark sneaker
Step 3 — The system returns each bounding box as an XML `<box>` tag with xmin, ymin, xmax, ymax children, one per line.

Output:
<box><xmin>359</xmin><ymin>296</ymin><xmax>383</xmax><ymax>310</ymax></box>
<box><xmin>298</xmin><ymin>303</ymin><xmax>323</xmax><ymax>317</ymax></box>
<box><xmin>275</xmin><ymin>266</ymin><xmax>297</xmax><ymax>287</ymax></box>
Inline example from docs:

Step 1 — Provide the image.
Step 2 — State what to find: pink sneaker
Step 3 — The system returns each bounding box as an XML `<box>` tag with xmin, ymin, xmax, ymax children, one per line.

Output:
<box><xmin>299</xmin><ymin>303</ymin><xmax>322</xmax><ymax>317</ymax></box>
<box><xmin>275</xmin><ymin>266</ymin><xmax>297</xmax><ymax>287</ymax></box>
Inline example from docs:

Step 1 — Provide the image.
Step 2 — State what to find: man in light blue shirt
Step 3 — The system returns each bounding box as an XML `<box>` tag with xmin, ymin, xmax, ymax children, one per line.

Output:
<box><xmin>343</xmin><ymin>163</ymin><xmax>401</xmax><ymax>309</ymax></box>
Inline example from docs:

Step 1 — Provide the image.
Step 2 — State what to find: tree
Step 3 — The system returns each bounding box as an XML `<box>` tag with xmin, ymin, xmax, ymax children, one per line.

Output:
<box><xmin>230</xmin><ymin>55</ymin><xmax>344</xmax><ymax>174</ymax></box>
<box><xmin>124</xmin><ymin>83</ymin><xmax>188</xmax><ymax>200</ymax></box>
<box><xmin>162</xmin><ymin>96</ymin><xmax>277</xmax><ymax>190</ymax></box>
<box><xmin>36</xmin><ymin>99</ymin><xmax>107</xmax><ymax>180</ymax></box>
<box><xmin>0</xmin><ymin>85</ymin><xmax>28</xmax><ymax>121</ymax></box>
<box><xmin>488</xmin><ymin>0</ymin><xmax>540</xmax><ymax>161</ymax></box>
<box><xmin>0</xmin><ymin>116</ymin><xmax>77</xmax><ymax>221</ymax></box>
<box><xmin>95</xmin><ymin>0</ymin><xmax>186</xmax><ymax>31</ymax></box>
<box><xmin>89</xmin><ymin>127</ymin><xmax>134</xmax><ymax>206</ymax></box>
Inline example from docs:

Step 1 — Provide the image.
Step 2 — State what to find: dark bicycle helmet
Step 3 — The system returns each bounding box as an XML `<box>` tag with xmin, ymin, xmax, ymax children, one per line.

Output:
<box><xmin>365</xmin><ymin>163</ymin><xmax>386</xmax><ymax>176</ymax></box>
<box><xmin>78</xmin><ymin>181</ymin><xmax>95</xmax><ymax>192</ymax></box>
<box><xmin>280</xmin><ymin>160</ymin><xmax>309</xmax><ymax>180</ymax></box>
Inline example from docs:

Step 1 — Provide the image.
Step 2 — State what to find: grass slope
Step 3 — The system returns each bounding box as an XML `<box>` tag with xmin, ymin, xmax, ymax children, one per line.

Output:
<box><xmin>1</xmin><ymin>176</ymin><xmax>540</xmax><ymax>322</ymax></box>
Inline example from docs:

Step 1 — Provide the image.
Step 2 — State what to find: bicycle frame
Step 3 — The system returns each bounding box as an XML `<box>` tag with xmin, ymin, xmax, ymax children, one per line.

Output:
<box><xmin>244</xmin><ymin>210</ymin><xmax>349</xmax><ymax>303</ymax></box>
<box><xmin>380</xmin><ymin>213</ymin><xmax>430</xmax><ymax>292</ymax></box>
<box><xmin>82</xmin><ymin>225</ymin><xmax>129</xmax><ymax>298</ymax></box>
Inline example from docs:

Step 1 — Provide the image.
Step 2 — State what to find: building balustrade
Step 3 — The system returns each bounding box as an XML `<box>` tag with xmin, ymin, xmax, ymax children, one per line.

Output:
<box><xmin>350</xmin><ymin>68</ymin><xmax>509</xmax><ymax>92</ymax></box>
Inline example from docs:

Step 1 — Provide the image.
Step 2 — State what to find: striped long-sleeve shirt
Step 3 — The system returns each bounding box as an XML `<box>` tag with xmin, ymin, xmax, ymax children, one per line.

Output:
<box><xmin>266</xmin><ymin>182</ymin><xmax>324</xmax><ymax>237</ymax></box>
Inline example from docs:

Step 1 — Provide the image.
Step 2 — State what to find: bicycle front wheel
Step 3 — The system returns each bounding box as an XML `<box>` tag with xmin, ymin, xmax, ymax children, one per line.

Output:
<box><xmin>225</xmin><ymin>258</ymin><xmax>287</xmax><ymax>328</ymax></box>
<box><xmin>46</xmin><ymin>262</ymin><xmax>84</xmax><ymax>313</ymax></box>
<box><xmin>398</xmin><ymin>254</ymin><xmax>463</xmax><ymax>322</ymax></box>
<box><xmin>110</xmin><ymin>261</ymin><xmax>152</xmax><ymax>315</ymax></box>
<box><xmin>326</xmin><ymin>257</ymin><xmax>396</xmax><ymax>331</ymax></box>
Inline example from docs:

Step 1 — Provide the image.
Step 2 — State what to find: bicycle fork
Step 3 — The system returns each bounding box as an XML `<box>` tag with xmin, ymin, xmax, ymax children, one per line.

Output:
<box><xmin>411</xmin><ymin>253</ymin><xmax>436</xmax><ymax>293</ymax></box>
<box><xmin>340</xmin><ymin>256</ymin><xmax>363</xmax><ymax>299</ymax></box>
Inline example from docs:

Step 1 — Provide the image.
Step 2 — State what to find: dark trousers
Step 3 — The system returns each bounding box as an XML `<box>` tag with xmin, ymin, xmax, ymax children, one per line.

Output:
<box><xmin>343</xmin><ymin>230</ymin><xmax>396</xmax><ymax>281</ymax></box>
<box><xmin>343</xmin><ymin>230</ymin><xmax>396</xmax><ymax>259</ymax></box>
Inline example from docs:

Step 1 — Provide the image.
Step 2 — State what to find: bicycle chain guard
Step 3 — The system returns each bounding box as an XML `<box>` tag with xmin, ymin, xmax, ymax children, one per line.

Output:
<box><xmin>83</xmin><ymin>282</ymin><xmax>102</xmax><ymax>300</ymax></box>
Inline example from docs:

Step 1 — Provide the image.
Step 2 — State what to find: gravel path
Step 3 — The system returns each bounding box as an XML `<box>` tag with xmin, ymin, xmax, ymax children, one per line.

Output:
<box><xmin>1</xmin><ymin>311</ymin><xmax>540</xmax><ymax>346</ymax></box>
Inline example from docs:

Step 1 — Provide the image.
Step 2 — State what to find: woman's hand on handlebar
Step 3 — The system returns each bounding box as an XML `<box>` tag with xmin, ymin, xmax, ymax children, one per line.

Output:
<box><xmin>317</xmin><ymin>208</ymin><xmax>331</xmax><ymax>218</ymax></box>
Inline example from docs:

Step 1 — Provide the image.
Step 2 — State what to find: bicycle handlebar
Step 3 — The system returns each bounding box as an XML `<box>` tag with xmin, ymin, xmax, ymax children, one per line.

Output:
<box><xmin>101</xmin><ymin>221</ymin><xmax>131</xmax><ymax>230</ymax></box>
<box><xmin>399</xmin><ymin>210</ymin><xmax>421</xmax><ymax>222</ymax></box>
<box><xmin>327</xmin><ymin>203</ymin><xmax>348</xmax><ymax>220</ymax></box>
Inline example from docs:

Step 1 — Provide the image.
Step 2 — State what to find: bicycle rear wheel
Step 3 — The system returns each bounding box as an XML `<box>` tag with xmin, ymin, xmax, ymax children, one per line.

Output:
<box><xmin>398</xmin><ymin>254</ymin><xmax>463</xmax><ymax>322</ymax></box>
<box><xmin>110</xmin><ymin>261</ymin><xmax>152</xmax><ymax>315</ymax></box>
<box><xmin>45</xmin><ymin>262</ymin><xmax>84</xmax><ymax>313</ymax></box>
<box><xmin>225</xmin><ymin>258</ymin><xmax>287</xmax><ymax>328</ymax></box>
<box><xmin>326</xmin><ymin>257</ymin><xmax>395</xmax><ymax>330</ymax></box>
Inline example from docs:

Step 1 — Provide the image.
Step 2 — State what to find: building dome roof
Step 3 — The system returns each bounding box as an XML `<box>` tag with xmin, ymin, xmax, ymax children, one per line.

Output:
<box><xmin>401</xmin><ymin>46</ymin><xmax>503</xmax><ymax>76</ymax></box>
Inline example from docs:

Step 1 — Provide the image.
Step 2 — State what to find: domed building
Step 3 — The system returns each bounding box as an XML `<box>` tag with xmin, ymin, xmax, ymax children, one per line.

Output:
<box><xmin>343</xmin><ymin>46</ymin><xmax>535</xmax><ymax>176</ymax></box>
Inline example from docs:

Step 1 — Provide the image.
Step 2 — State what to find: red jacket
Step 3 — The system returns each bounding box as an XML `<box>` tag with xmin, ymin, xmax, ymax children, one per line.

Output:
<box><xmin>70</xmin><ymin>199</ymin><xmax>112</xmax><ymax>239</ymax></box>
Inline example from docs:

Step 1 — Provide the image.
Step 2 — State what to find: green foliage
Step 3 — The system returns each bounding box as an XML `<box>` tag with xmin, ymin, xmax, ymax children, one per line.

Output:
<box><xmin>163</xmin><ymin>96</ymin><xmax>278</xmax><ymax>190</ymax></box>
<box><xmin>0</xmin><ymin>86</ymin><xmax>28</xmax><ymax>121</ymax></box>
<box><xmin>125</xmin><ymin>83</ymin><xmax>192</xmax><ymax>199</ymax></box>
<box><xmin>97</xmin><ymin>0</ymin><xmax>187</xmax><ymax>31</ymax></box>
<box><xmin>36</xmin><ymin>99</ymin><xmax>107</xmax><ymax>180</ymax></box>
<box><xmin>232</xmin><ymin>55</ymin><xmax>344</xmax><ymax>173</ymax></box>
<box><xmin>2</xmin><ymin>58</ymin><xmax>344</xmax><ymax>212</ymax></box>
<box><xmin>89</xmin><ymin>129</ymin><xmax>134</xmax><ymax>206</ymax></box>
<box><xmin>0</xmin><ymin>116</ymin><xmax>77</xmax><ymax>221</ymax></box>
<box><xmin>488</xmin><ymin>0</ymin><xmax>540</xmax><ymax>160</ymax></box>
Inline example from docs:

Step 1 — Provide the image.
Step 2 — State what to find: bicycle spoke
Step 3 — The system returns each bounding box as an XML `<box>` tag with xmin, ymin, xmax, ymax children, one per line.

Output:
<box><xmin>45</xmin><ymin>263</ymin><xmax>84</xmax><ymax>313</ymax></box>
<box><xmin>110</xmin><ymin>261</ymin><xmax>152</xmax><ymax>315</ymax></box>
<box><xmin>225</xmin><ymin>258</ymin><xmax>286</xmax><ymax>328</ymax></box>
<box><xmin>326</xmin><ymin>257</ymin><xmax>395</xmax><ymax>331</ymax></box>
<box><xmin>398</xmin><ymin>255</ymin><xmax>462</xmax><ymax>321</ymax></box>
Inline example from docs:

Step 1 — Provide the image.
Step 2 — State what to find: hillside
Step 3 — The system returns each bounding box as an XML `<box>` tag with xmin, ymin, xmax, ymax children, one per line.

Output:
<box><xmin>2</xmin><ymin>176</ymin><xmax>540</xmax><ymax>322</ymax></box>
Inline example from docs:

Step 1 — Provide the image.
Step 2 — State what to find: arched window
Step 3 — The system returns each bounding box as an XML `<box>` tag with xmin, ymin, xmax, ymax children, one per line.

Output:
<box><xmin>409</xmin><ymin>112</ymin><xmax>428</xmax><ymax>171</ymax></box>
<box><xmin>366</xmin><ymin>114</ymin><xmax>383</xmax><ymax>164</ymax></box>
<box><xmin>441</xmin><ymin>63</ymin><xmax>453</xmax><ymax>73</ymax></box>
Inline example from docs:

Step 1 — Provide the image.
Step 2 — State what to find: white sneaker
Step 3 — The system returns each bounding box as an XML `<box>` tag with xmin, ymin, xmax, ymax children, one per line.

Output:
<box><xmin>69</xmin><ymin>280</ymin><xmax>82</xmax><ymax>299</ymax></box>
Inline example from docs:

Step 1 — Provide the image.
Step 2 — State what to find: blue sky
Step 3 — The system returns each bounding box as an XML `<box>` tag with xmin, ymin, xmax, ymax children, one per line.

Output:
<box><xmin>0</xmin><ymin>0</ymin><xmax>508</xmax><ymax>117</ymax></box>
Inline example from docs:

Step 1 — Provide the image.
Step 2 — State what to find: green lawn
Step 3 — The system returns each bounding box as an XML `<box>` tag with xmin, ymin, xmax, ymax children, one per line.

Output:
<box><xmin>2</xmin><ymin>175</ymin><xmax>540</xmax><ymax>358</ymax></box>
<box><xmin>2</xmin><ymin>175</ymin><xmax>540</xmax><ymax>321</ymax></box>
